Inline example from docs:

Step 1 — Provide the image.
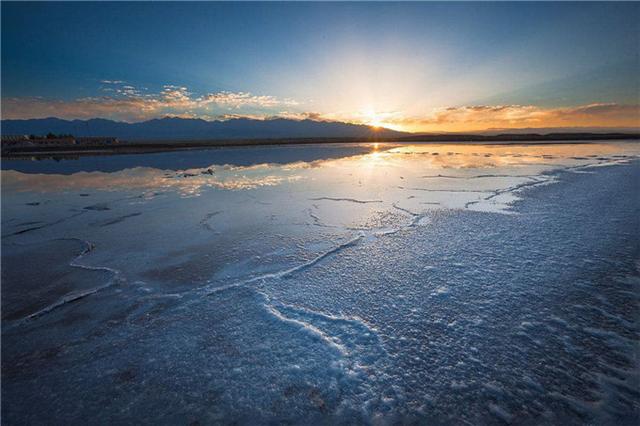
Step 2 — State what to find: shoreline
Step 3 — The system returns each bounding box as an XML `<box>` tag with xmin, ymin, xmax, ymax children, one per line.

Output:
<box><xmin>2</xmin><ymin>133</ymin><xmax>639</xmax><ymax>159</ymax></box>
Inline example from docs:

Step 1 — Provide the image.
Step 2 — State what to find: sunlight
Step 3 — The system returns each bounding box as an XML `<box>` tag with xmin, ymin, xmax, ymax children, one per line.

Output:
<box><xmin>368</xmin><ymin>118</ymin><xmax>384</xmax><ymax>129</ymax></box>
<box><xmin>360</xmin><ymin>108</ymin><xmax>407</xmax><ymax>132</ymax></box>
<box><xmin>363</xmin><ymin>109</ymin><xmax>383</xmax><ymax>129</ymax></box>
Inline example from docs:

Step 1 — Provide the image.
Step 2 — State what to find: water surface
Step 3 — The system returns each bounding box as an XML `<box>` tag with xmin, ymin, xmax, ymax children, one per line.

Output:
<box><xmin>2</xmin><ymin>141</ymin><xmax>639</xmax><ymax>424</ymax></box>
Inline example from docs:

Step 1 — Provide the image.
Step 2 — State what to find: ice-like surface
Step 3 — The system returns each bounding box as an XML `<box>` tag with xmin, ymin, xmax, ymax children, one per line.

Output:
<box><xmin>2</xmin><ymin>141</ymin><xmax>640</xmax><ymax>424</ymax></box>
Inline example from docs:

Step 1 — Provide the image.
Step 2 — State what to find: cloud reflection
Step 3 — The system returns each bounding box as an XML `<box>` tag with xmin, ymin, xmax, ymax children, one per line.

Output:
<box><xmin>2</xmin><ymin>143</ymin><xmax>638</xmax><ymax>198</ymax></box>
<box><xmin>2</xmin><ymin>166</ymin><xmax>303</xmax><ymax>197</ymax></box>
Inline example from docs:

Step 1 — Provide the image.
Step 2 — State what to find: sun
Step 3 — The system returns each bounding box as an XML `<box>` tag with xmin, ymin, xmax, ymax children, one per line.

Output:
<box><xmin>363</xmin><ymin>109</ymin><xmax>383</xmax><ymax>129</ymax></box>
<box><xmin>369</xmin><ymin>118</ymin><xmax>384</xmax><ymax>129</ymax></box>
<box><xmin>366</xmin><ymin>113</ymin><xmax>387</xmax><ymax>131</ymax></box>
<box><xmin>362</xmin><ymin>109</ymin><xmax>405</xmax><ymax>132</ymax></box>
<box><xmin>367</xmin><ymin>118</ymin><xmax>407</xmax><ymax>132</ymax></box>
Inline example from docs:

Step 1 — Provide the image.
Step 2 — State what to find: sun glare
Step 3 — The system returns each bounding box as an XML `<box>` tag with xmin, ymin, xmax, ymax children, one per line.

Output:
<box><xmin>369</xmin><ymin>118</ymin><xmax>383</xmax><ymax>129</ymax></box>
<box><xmin>361</xmin><ymin>109</ymin><xmax>406</xmax><ymax>132</ymax></box>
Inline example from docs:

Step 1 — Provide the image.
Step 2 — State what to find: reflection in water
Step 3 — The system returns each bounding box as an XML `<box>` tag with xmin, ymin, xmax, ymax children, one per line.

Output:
<box><xmin>1</xmin><ymin>167</ymin><xmax>303</xmax><ymax>196</ymax></box>
<box><xmin>2</xmin><ymin>141</ymin><xmax>640</xmax><ymax>424</ymax></box>
<box><xmin>2</xmin><ymin>142</ymin><xmax>639</xmax><ymax>198</ymax></box>
<box><xmin>0</xmin><ymin>143</ymin><xmax>378</xmax><ymax>175</ymax></box>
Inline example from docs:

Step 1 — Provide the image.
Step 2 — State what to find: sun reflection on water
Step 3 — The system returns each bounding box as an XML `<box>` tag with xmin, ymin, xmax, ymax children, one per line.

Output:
<box><xmin>2</xmin><ymin>143</ymin><xmax>638</xmax><ymax>196</ymax></box>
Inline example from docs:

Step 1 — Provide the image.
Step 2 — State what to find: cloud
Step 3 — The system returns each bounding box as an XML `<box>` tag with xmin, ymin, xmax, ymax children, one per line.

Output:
<box><xmin>272</xmin><ymin>111</ymin><xmax>331</xmax><ymax>121</ymax></box>
<box><xmin>391</xmin><ymin>103</ymin><xmax>640</xmax><ymax>132</ymax></box>
<box><xmin>3</xmin><ymin>79</ymin><xmax>638</xmax><ymax>132</ymax></box>
<box><xmin>3</xmin><ymin>96</ymin><xmax>164</xmax><ymax>121</ymax></box>
<box><xmin>215</xmin><ymin>113</ymin><xmax>270</xmax><ymax>121</ymax></box>
<box><xmin>197</xmin><ymin>92</ymin><xmax>298</xmax><ymax>109</ymax></box>
<box><xmin>2</xmin><ymin>83</ymin><xmax>302</xmax><ymax>122</ymax></box>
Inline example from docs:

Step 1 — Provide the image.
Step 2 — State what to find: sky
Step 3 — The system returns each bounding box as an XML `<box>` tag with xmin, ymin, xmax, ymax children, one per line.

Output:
<box><xmin>1</xmin><ymin>2</ymin><xmax>639</xmax><ymax>132</ymax></box>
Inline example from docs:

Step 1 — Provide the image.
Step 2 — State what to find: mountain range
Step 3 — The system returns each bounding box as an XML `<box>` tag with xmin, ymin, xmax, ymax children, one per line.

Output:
<box><xmin>1</xmin><ymin>117</ymin><xmax>406</xmax><ymax>140</ymax></box>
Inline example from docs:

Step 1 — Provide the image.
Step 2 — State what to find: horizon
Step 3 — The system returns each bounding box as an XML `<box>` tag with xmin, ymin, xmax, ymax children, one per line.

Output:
<box><xmin>3</xmin><ymin>115</ymin><xmax>640</xmax><ymax>137</ymax></box>
<box><xmin>2</xmin><ymin>2</ymin><xmax>639</xmax><ymax>132</ymax></box>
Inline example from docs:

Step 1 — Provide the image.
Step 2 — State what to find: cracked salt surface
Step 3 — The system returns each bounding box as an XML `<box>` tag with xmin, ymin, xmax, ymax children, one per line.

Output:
<box><xmin>2</xmin><ymin>141</ymin><xmax>640</xmax><ymax>424</ymax></box>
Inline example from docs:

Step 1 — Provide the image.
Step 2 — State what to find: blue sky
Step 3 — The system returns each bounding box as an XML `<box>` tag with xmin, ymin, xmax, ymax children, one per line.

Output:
<box><xmin>2</xmin><ymin>2</ymin><xmax>638</xmax><ymax>131</ymax></box>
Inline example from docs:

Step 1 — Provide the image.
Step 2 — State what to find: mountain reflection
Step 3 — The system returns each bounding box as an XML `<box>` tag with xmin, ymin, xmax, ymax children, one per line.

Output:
<box><xmin>2</xmin><ymin>143</ymin><xmax>638</xmax><ymax>197</ymax></box>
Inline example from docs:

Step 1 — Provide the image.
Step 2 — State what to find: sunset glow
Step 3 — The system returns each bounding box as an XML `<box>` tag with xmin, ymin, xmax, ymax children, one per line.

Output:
<box><xmin>1</xmin><ymin>2</ymin><xmax>639</xmax><ymax>132</ymax></box>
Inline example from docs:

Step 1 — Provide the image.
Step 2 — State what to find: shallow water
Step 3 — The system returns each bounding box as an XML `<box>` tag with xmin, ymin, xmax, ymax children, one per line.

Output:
<box><xmin>2</xmin><ymin>141</ymin><xmax>639</xmax><ymax>424</ymax></box>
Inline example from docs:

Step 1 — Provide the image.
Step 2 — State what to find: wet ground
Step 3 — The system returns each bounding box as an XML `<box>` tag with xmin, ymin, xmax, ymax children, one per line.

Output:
<box><xmin>2</xmin><ymin>142</ymin><xmax>639</xmax><ymax>424</ymax></box>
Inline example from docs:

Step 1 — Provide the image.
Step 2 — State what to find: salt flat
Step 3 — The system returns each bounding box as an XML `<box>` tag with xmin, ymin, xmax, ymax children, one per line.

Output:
<box><xmin>2</xmin><ymin>142</ymin><xmax>639</xmax><ymax>424</ymax></box>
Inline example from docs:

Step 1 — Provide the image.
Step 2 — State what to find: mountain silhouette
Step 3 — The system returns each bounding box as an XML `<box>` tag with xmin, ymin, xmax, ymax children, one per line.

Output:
<box><xmin>1</xmin><ymin>117</ymin><xmax>406</xmax><ymax>140</ymax></box>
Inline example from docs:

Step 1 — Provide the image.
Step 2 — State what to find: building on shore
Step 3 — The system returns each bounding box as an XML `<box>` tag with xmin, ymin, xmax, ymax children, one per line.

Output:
<box><xmin>1</xmin><ymin>134</ymin><xmax>30</xmax><ymax>143</ymax></box>
<box><xmin>1</xmin><ymin>135</ymin><xmax>76</xmax><ymax>148</ymax></box>
<box><xmin>1</xmin><ymin>135</ymin><xmax>119</xmax><ymax>150</ymax></box>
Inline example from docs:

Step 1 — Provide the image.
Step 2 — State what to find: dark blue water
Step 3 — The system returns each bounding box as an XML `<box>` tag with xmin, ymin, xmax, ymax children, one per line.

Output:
<box><xmin>1</xmin><ymin>143</ymin><xmax>375</xmax><ymax>174</ymax></box>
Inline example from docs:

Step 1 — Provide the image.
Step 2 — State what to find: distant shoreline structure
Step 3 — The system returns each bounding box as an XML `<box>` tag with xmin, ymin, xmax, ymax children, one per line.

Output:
<box><xmin>2</xmin><ymin>132</ymin><xmax>639</xmax><ymax>159</ymax></box>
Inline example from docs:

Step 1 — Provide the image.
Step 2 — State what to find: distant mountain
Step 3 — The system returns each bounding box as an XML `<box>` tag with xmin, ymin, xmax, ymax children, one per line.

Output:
<box><xmin>1</xmin><ymin>117</ymin><xmax>406</xmax><ymax>140</ymax></box>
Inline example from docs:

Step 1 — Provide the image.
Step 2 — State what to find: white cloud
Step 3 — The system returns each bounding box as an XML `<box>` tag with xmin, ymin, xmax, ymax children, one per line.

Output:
<box><xmin>2</xmin><ymin>83</ymin><xmax>303</xmax><ymax>122</ymax></box>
